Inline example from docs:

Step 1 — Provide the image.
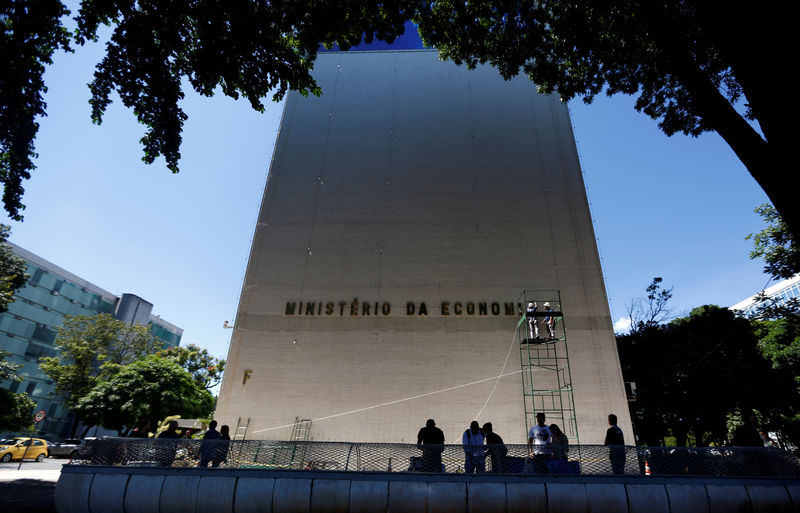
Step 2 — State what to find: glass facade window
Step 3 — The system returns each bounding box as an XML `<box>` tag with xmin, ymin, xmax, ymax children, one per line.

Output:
<box><xmin>150</xmin><ymin>323</ymin><xmax>182</xmax><ymax>348</ymax></box>
<box><xmin>732</xmin><ymin>275</ymin><xmax>800</xmax><ymax>318</ymax></box>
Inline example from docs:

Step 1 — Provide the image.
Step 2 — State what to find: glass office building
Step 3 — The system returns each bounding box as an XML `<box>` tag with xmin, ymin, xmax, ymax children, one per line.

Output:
<box><xmin>0</xmin><ymin>243</ymin><xmax>182</xmax><ymax>438</ymax></box>
<box><xmin>730</xmin><ymin>274</ymin><xmax>800</xmax><ymax>318</ymax></box>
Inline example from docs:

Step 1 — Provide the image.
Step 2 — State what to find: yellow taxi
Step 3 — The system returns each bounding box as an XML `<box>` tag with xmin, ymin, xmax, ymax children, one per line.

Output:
<box><xmin>0</xmin><ymin>437</ymin><xmax>49</xmax><ymax>462</ymax></box>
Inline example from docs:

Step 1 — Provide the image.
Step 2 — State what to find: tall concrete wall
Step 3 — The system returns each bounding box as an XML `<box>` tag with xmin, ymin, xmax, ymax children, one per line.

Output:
<box><xmin>216</xmin><ymin>50</ymin><xmax>630</xmax><ymax>444</ymax></box>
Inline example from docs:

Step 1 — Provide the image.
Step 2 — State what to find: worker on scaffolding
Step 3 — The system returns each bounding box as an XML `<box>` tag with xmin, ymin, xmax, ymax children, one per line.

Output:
<box><xmin>543</xmin><ymin>302</ymin><xmax>556</xmax><ymax>340</ymax></box>
<box><xmin>526</xmin><ymin>301</ymin><xmax>539</xmax><ymax>341</ymax></box>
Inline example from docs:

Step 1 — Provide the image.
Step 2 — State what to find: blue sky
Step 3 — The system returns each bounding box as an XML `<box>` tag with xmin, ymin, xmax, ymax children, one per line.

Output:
<box><xmin>2</xmin><ymin>32</ymin><xmax>772</xmax><ymax>363</ymax></box>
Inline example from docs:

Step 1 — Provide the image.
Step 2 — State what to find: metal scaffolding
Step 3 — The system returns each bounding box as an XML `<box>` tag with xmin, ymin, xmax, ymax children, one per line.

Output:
<box><xmin>517</xmin><ymin>290</ymin><xmax>579</xmax><ymax>444</ymax></box>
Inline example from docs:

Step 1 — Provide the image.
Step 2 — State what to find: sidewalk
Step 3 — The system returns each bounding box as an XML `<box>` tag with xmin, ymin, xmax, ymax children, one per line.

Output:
<box><xmin>0</xmin><ymin>464</ymin><xmax>60</xmax><ymax>513</ymax></box>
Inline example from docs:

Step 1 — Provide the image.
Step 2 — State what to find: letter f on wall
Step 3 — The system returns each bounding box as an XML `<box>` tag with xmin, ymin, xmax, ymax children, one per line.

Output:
<box><xmin>242</xmin><ymin>369</ymin><xmax>252</xmax><ymax>385</ymax></box>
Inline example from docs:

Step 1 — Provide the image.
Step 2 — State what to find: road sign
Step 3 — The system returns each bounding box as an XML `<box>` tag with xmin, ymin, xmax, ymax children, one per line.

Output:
<box><xmin>34</xmin><ymin>410</ymin><xmax>46</xmax><ymax>423</ymax></box>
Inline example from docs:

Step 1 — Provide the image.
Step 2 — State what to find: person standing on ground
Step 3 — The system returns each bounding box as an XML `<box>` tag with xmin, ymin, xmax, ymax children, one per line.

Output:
<box><xmin>528</xmin><ymin>412</ymin><xmax>552</xmax><ymax>473</ymax></box>
<box><xmin>416</xmin><ymin>419</ymin><xmax>446</xmax><ymax>472</ymax></box>
<box><xmin>482</xmin><ymin>422</ymin><xmax>507</xmax><ymax>473</ymax></box>
<box><xmin>125</xmin><ymin>419</ymin><xmax>151</xmax><ymax>463</ymax></box>
<box><xmin>128</xmin><ymin>419</ymin><xmax>150</xmax><ymax>438</ymax></box>
<box><xmin>605</xmin><ymin>414</ymin><xmax>626</xmax><ymax>474</ymax></box>
<box><xmin>156</xmin><ymin>420</ymin><xmax>180</xmax><ymax>467</ymax></box>
<box><xmin>549</xmin><ymin>424</ymin><xmax>569</xmax><ymax>461</ymax></box>
<box><xmin>211</xmin><ymin>425</ymin><xmax>231</xmax><ymax>467</ymax></box>
<box><xmin>731</xmin><ymin>412</ymin><xmax>765</xmax><ymax>447</ymax></box>
<box><xmin>199</xmin><ymin>420</ymin><xmax>222</xmax><ymax>467</ymax></box>
<box><xmin>462</xmin><ymin>421</ymin><xmax>485</xmax><ymax>473</ymax></box>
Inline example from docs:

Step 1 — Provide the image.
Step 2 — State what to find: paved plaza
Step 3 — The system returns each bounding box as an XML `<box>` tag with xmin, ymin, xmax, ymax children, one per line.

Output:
<box><xmin>0</xmin><ymin>459</ymin><xmax>61</xmax><ymax>513</ymax></box>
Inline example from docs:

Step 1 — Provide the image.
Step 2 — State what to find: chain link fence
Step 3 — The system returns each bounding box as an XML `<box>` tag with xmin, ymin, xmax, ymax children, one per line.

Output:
<box><xmin>68</xmin><ymin>439</ymin><xmax>800</xmax><ymax>478</ymax></box>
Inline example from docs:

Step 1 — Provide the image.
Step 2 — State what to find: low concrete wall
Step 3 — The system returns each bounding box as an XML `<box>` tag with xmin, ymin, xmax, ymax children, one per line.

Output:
<box><xmin>56</xmin><ymin>465</ymin><xmax>800</xmax><ymax>513</ymax></box>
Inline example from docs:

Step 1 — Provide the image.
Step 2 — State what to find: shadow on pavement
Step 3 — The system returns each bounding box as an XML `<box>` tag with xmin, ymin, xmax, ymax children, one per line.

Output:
<box><xmin>0</xmin><ymin>478</ymin><xmax>56</xmax><ymax>513</ymax></box>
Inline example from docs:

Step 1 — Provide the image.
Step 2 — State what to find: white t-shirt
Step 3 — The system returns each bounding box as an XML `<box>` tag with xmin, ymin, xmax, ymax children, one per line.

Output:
<box><xmin>528</xmin><ymin>424</ymin><xmax>552</xmax><ymax>454</ymax></box>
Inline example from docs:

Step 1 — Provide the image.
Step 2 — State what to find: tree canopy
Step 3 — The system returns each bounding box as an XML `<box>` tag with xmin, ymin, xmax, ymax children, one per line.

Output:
<box><xmin>40</xmin><ymin>313</ymin><xmax>159</xmax><ymax>433</ymax></box>
<box><xmin>0</xmin><ymin>224</ymin><xmax>27</xmax><ymax>312</ymax></box>
<box><xmin>156</xmin><ymin>344</ymin><xmax>226</xmax><ymax>390</ymax></box>
<box><xmin>1</xmin><ymin>0</ymin><xmax>411</xmax><ymax>220</ymax></box>
<box><xmin>2</xmin><ymin>1</ymin><xmax>795</xmax><ymax>242</ymax></box>
<box><xmin>0</xmin><ymin>224</ymin><xmax>33</xmax><ymax>431</ymax></box>
<box><xmin>0</xmin><ymin>350</ymin><xmax>36</xmax><ymax>432</ymax></box>
<box><xmin>747</xmin><ymin>204</ymin><xmax>800</xmax><ymax>282</ymax></box>
<box><xmin>39</xmin><ymin>313</ymin><xmax>225</xmax><ymax>434</ymax></box>
<box><xmin>72</xmin><ymin>354</ymin><xmax>214</xmax><ymax>434</ymax></box>
<box><xmin>413</xmin><ymin>1</ymin><xmax>796</xmax><ymax>241</ymax></box>
<box><xmin>0</xmin><ymin>386</ymin><xmax>36</xmax><ymax>432</ymax></box>
<box><xmin>625</xmin><ymin>277</ymin><xmax>673</xmax><ymax>333</ymax></box>
<box><xmin>618</xmin><ymin>305</ymin><xmax>772</xmax><ymax>446</ymax></box>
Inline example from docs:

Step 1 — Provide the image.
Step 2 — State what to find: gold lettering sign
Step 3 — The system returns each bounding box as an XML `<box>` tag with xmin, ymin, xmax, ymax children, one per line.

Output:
<box><xmin>284</xmin><ymin>300</ymin><xmax>520</xmax><ymax>317</ymax></box>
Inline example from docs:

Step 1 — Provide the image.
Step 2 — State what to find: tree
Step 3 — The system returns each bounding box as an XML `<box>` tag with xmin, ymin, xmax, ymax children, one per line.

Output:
<box><xmin>156</xmin><ymin>344</ymin><xmax>225</xmax><ymax>390</ymax></box>
<box><xmin>0</xmin><ymin>388</ymin><xmax>36</xmax><ymax>432</ymax></box>
<box><xmin>618</xmin><ymin>305</ymin><xmax>772</xmax><ymax>446</ymax></box>
<box><xmin>0</xmin><ymin>0</ymin><xmax>412</xmax><ymax>220</ymax></box>
<box><xmin>39</xmin><ymin>313</ymin><xmax>159</xmax><ymax>434</ymax></box>
<box><xmin>0</xmin><ymin>224</ymin><xmax>27</xmax><ymax>312</ymax></box>
<box><xmin>747</xmin><ymin>204</ymin><xmax>800</xmax><ymax>281</ymax></box>
<box><xmin>0</xmin><ymin>349</ymin><xmax>18</xmax><ymax>382</ymax></box>
<box><xmin>0</xmin><ymin>350</ymin><xmax>36</xmax><ymax>432</ymax></box>
<box><xmin>0</xmin><ymin>224</ymin><xmax>34</xmax><ymax>431</ymax></box>
<box><xmin>752</xmin><ymin>317</ymin><xmax>800</xmax><ymax>444</ymax></box>
<box><xmin>72</xmin><ymin>355</ymin><xmax>214</xmax><ymax>435</ymax></box>
<box><xmin>5</xmin><ymin>3</ymin><xmax>796</xmax><ymax>241</ymax></box>
<box><xmin>756</xmin><ymin>317</ymin><xmax>800</xmax><ymax>384</ymax></box>
<box><xmin>0</xmin><ymin>1</ymin><xmax>71</xmax><ymax>221</ymax></box>
<box><xmin>413</xmin><ymin>1</ymin><xmax>799</xmax><ymax>242</ymax></box>
<box><xmin>625</xmin><ymin>277</ymin><xmax>674</xmax><ymax>333</ymax></box>
<box><xmin>741</xmin><ymin>204</ymin><xmax>800</xmax><ymax>320</ymax></box>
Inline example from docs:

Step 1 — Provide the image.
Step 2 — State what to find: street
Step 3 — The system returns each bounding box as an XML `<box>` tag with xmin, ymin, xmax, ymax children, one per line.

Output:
<box><xmin>0</xmin><ymin>457</ymin><xmax>63</xmax><ymax>513</ymax></box>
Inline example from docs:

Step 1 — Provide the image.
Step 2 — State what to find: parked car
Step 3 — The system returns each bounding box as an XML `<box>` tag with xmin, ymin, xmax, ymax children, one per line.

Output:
<box><xmin>48</xmin><ymin>439</ymin><xmax>83</xmax><ymax>459</ymax></box>
<box><xmin>0</xmin><ymin>437</ymin><xmax>49</xmax><ymax>462</ymax></box>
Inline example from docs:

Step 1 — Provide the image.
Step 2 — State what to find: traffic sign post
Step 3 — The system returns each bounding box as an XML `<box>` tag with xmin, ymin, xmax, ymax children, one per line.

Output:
<box><xmin>17</xmin><ymin>410</ymin><xmax>46</xmax><ymax>470</ymax></box>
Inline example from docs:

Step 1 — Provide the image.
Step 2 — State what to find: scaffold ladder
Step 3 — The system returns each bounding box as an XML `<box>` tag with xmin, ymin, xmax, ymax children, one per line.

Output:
<box><xmin>290</xmin><ymin>417</ymin><xmax>313</xmax><ymax>442</ymax></box>
<box><xmin>517</xmin><ymin>290</ymin><xmax>579</xmax><ymax>445</ymax></box>
<box><xmin>233</xmin><ymin>417</ymin><xmax>250</xmax><ymax>440</ymax></box>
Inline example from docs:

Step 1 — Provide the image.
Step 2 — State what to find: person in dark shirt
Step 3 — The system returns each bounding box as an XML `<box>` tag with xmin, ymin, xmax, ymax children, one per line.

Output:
<box><xmin>731</xmin><ymin>412</ymin><xmax>765</xmax><ymax>447</ymax></box>
<box><xmin>128</xmin><ymin>419</ymin><xmax>150</xmax><ymax>438</ymax></box>
<box><xmin>482</xmin><ymin>422</ymin><xmax>508</xmax><ymax>473</ymax></box>
<box><xmin>199</xmin><ymin>420</ymin><xmax>222</xmax><ymax>467</ymax></box>
<box><xmin>731</xmin><ymin>412</ymin><xmax>764</xmax><ymax>447</ymax></box>
<box><xmin>416</xmin><ymin>419</ymin><xmax>445</xmax><ymax>472</ymax></box>
<box><xmin>125</xmin><ymin>419</ymin><xmax>151</xmax><ymax>463</ymax></box>
<box><xmin>156</xmin><ymin>420</ymin><xmax>180</xmax><ymax>466</ymax></box>
<box><xmin>211</xmin><ymin>425</ymin><xmax>231</xmax><ymax>467</ymax></box>
<box><xmin>604</xmin><ymin>414</ymin><xmax>625</xmax><ymax>474</ymax></box>
<box><xmin>549</xmin><ymin>424</ymin><xmax>569</xmax><ymax>461</ymax></box>
<box><xmin>157</xmin><ymin>420</ymin><xmax>180</xmax><ymax>439</ymax></box>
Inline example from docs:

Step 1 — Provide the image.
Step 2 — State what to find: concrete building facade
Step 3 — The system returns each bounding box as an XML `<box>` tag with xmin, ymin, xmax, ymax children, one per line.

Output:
<box><xmin>216</xmin><ymin>49</ymin><xmax>631</xmax><ymax>444</ymax></box>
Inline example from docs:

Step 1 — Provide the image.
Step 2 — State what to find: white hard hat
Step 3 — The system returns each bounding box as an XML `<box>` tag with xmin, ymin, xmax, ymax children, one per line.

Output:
<box><xmin>544</xmin><ymin>302</ymin><xmax>551</xmax><ymax>308</ymax></box>
<box><xmin>528</xmin><ymin>302</ymin><xmax>534</xmax><ymax>308</ymax></box>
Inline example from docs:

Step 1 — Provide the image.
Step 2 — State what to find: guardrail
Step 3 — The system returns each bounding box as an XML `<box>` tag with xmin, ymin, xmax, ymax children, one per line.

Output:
<box><xmin>67</xmin><ymin>439</ymin><xmax>800</xmax><ymax>478</ymax></box>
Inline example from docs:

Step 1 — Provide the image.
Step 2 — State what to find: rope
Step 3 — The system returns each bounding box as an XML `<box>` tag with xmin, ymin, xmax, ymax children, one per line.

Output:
<box><xmin>250</xmin><ymin>368</ymin><xmax>523</xmax><ymax>434</ymax></box>
<box><xmin>474</xmin><ymin>323</ymin><xmax>520</xmax><ymax>421</ymax></box>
